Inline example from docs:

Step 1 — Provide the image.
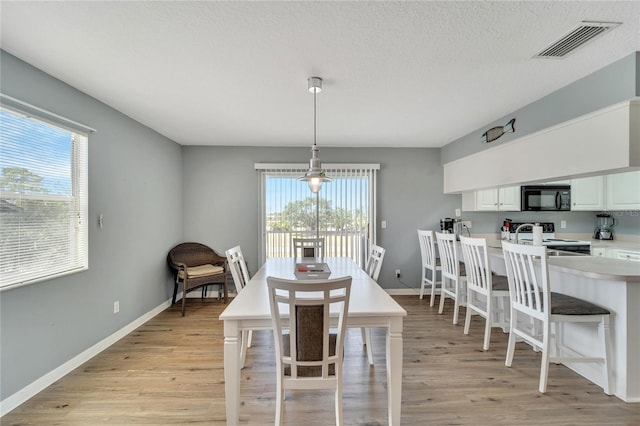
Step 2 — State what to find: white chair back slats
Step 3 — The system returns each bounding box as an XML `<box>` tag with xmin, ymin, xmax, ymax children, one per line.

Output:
<box><xmin>460</xmin><ymin>236</ymin><xmax>510</xmax><ymax>350</ymax></box>
<box><xmin>364</xmin><ymin>244</ymin><xmax>385</xmax><ymax>282</ymax></box>
<box><xmin>435</xmin><ymin>232</ymin><xmax>467</xmax><ymax>325</ymax></box>
<box><xmin>503</xmin><ymin>243</ymin><xmax>545</xmax><ymax>322</ymax></box>
<box><xmin>225</xmin><ymin>245</ymin><xmax>250</xmax><ymax>291</ymax></box>
<box><xmin>292</xmin><ymin>237</ymin><xmax>325</xmax><ymax>259</ymax></box>
<box><xmin>460</xmin><ymin>238</ymin><xmax>488</xmax><ymax>293</ymax></box>
<box><xmin>417</xmin><ymin>229</ymin><xmax>441</xmax><ymax>306</ymax></box>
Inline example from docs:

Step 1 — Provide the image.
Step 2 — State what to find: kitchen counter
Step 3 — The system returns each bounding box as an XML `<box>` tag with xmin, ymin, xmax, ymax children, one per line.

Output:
<box><xmin>549</xmin><ymin>254</ymin><xmax>640</xmax><ymax>281</ymax></box>
<box><xmin>480</xmin><ymin>238</ymin><xmax>640</xmax><ymax>402</ymax></box>
<box><xmin>484</xmin><ymin>239</ymin><xmax>640</xmax><ymax>282</ymax></box>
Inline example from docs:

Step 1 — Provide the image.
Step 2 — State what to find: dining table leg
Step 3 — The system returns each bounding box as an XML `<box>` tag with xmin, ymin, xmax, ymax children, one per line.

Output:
<box><xmin>224</xmin><ymin>320</ymin><xmax>241</xmax><ymax>425</ymax></box>
<box><xmin>386</xmin><ymin>317</ymin><xmax>404</xmax><ymax>426</ymax></box>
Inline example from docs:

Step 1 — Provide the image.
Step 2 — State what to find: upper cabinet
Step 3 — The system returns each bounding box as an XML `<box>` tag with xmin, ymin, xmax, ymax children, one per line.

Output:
<box><xmin>571</xmin><ymin>176</ymin><xmax>605</xmax><ymax>211</ymax></box>
<box><xmin>463</xmin><ymin>171</ymin><xmax>638</xmax><ymax>212</ymax></box>
<box><xmin>571</xmin><ymin>171</ymin><xmax>640</xmax><ymax>211</ymax></box>
<box><xmin>474</xmin><ymin>189</ymin><xmax>499</xmax><ymax>210</ymax></box>
<box><xmin>444</xmin><ymin>100</ymin><xmax>639</xmax><ymax>194</ymax></box>
<box><xmin>606</xmin><ymin>171</ymin><xmax>640</xmax><ymax>210</ymax></box>
<box><xmin>498</xmin><ymin>186</ymin><xmax>521</xmax><ymax>211</ymax></box>
<box><xmin>463</xmin><ymin>186</ymin><xmax>520</xmax><ymax>211</ymax></box>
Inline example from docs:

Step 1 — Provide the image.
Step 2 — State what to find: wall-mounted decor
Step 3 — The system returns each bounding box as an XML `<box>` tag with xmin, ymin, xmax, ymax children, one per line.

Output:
<box><xmin>481</xmin><ymin>118</ymin><xmax>515</xmax><ymax>143</ymax></box>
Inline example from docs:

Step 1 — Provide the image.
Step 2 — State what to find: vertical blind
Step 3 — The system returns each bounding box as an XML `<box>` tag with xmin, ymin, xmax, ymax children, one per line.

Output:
<box><xmin>256</xmin><ymin>163</ymin><xmax>379</xmax><ymax>266</ymax></box>
<box><xmin>0</xmin><ymin>105</ymin><xmax>89</xmax><ymax>290</ymax></box>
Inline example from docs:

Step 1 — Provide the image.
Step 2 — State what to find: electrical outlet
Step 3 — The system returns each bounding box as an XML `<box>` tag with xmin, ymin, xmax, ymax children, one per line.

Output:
<box><xmin>113</xmin><ymin>301</ymin><xmax>120</xmax><ymax>314</ymax></box>
<box><xmin>561</xmin><ymin>220</ymin><xmax>567</xmax><ymax>229</ymax></box>
<box><xmin>455</xmin><ymin>208</ymin><xmax>461</xmax><ymax>217</ymax></box>
<box><xmin>462</xmin><ymin>220</ymin><xmax>472</xmax><ymax>229</ymax></box>
<box><xmin>395</xmin><ymin>269</ymin><xmax>401</xmax><ymax>278</ymax></box>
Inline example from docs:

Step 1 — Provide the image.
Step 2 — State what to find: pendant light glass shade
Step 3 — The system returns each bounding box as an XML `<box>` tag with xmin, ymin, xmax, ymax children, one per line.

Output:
<box><xmin>300</xmin><ymin>145</ymin><xmax>331</xmax><ymax>193</ymax></box>
<box><xmin>298</xmin><ymin>77</ymin><xmax>331</xmax><ymax>193</ymax></box>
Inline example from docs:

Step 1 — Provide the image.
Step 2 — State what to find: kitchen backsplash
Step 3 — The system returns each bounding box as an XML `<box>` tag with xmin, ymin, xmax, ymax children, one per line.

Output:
<box><xmin>458</xmin><ymin>210</ymin><xmax>640</xmax><ymax>236</ymax></box>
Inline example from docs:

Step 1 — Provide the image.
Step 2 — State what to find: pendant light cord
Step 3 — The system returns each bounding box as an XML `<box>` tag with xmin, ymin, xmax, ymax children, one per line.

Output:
<box><xmin>314</xmin><ymin>87</ymin><xmax>318</xmax><ymax>238</ymax></box>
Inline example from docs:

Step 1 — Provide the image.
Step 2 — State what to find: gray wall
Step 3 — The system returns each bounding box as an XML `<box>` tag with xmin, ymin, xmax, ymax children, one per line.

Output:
<box><xmin>182</xmin><ymin>146</ymin><xmax>459</xmax><ymax>290</ymax></box>
<box><xmin>0</xmin><ymin>51</ymin><xmax>183</xmax><ymax>400</ymax></box>
<box><xmin>441</xmin><ymin>51</ymin><xmax>639</xmax><ymax>164</ymax></box>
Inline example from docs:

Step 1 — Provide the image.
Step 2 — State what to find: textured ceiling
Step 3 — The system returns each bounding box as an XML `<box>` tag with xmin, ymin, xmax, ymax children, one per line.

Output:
<box><xmin>1</xmin><ymin>1</ymin><xmax>638</xmax><ymax>148</ymax></box>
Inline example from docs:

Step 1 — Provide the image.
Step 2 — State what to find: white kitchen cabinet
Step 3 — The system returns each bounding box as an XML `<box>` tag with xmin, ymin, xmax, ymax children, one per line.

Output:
<box><xmin>616</xmin><ymin>249</ymin><xmax>640</xmax><ymax>262</ymax></box>
<box><xmin>571</xmin><ymin>176</ymin><xmax>605</xmax><ymax>211</ymax></box>
<box><xmin>498</xmin><ymin>186</ymin><xmax>521</xmax><ymax>211</ymax></box>
<box><xmin>606</xmin><ymin>171</ymin><xmax>640</xmax><ymax>210</ymax></box>
<box><xmin>475</xmin><ymin>189</ymin><xmax>499</xmax><ymax>210</ymax></box>
<box><xmin>590</xmin><ymin>247</ymin><xmax>640</xmax><ymax>261</ymax></box>
<box><xmin>473</xmin><ymin>186</ymin><xmax>520</xmax><ymax>211</ymax></box>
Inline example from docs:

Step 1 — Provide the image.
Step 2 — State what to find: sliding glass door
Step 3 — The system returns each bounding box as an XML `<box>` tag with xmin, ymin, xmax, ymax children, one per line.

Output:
<box><xmin>256</xmin><ymin>164</ymin><xmax>378</xmax><ymax>266</ymax></box>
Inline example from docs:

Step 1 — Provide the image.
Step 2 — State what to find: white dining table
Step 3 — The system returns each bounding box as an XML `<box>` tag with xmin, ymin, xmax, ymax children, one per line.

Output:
<box><xmin>219</xmin><ymin>257</ymin><xmax>407</xmax><ymax>425</ymax></box>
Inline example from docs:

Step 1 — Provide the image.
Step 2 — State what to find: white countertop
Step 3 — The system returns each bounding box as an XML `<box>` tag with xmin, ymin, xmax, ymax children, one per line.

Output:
<box><xmin>547</xmin><ymin>256</ymin><xmax>640</xmax><ymax>282</ymax></box>
<box><xmin>484</xmin><ymin>239</ymin><xmax>640</xmax><ymax>282</ymax></box>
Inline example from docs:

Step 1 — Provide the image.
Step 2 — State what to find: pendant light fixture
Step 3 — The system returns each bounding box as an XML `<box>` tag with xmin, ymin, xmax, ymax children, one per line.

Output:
<box><xmin>298</xmin><ymin>76</ymin><xmax>331</xmax><ymax>193</ymax></box>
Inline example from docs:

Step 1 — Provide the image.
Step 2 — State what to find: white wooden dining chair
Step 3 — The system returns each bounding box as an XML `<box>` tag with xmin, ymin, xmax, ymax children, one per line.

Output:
<box><xmin>291</xmin><ymin>237</ymin><xmax>325</xmax><ymax>259</ymax></box>
<box><xmin>435</xmin><ymin>232</ymin><xmax>467</xmax><ymax>324</ymax></box>
<box><xmin>267</xmin><ymin>276</ymin><xmax>352</xmax><ymax>426</ymax></box>
<box><xmin>502</xmin><ymin>241</ymin><xmax>612</xmax><ymax>394</ymax></box>
<box><xmin>361</xmin><ymin>243</ymin><xmax>385</xmax><ymax>365</ymax></box>
<box><xmin>417</xmin><ymin>229</ymin><xmax>441</xmax><ymax>306</ymax></box>
<box><xmin>364</xmin><ymin>243</ymin><xmax>385</xmax><ymax>281</ymax></box>
<box><xmin>459</xmin><ymin>236</ymin><xmax>510</xmax><ymax>350</ymax></box>
<box><xmin>225</xmin><ymin>245</ymin><xmax>253</xmax><ymax>368</ymax></box>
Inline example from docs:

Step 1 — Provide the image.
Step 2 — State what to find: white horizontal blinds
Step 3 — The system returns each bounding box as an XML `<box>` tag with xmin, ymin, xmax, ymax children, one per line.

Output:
<box><xmin>0</xmin><ymin>106</ymin><xmax>89</xmax><ymax>290</ymax></box>
<box><xmin>258</xmin><ymin>164</ymin><xmax>377</xmax><ymax>267</ymax></box>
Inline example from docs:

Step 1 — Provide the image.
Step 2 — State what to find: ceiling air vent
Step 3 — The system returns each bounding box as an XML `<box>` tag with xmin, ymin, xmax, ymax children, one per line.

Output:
<box><xmin>534</xmin><ymin>21</ymin><xmax>621</xmax><ymax>59</ymax></box>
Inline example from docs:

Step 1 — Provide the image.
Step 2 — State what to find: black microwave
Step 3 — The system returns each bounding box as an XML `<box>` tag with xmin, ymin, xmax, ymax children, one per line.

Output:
<box><xmin>521</xmin><ymin>185</ymin><xmax>571</xmax><ymax>211</ymax></box>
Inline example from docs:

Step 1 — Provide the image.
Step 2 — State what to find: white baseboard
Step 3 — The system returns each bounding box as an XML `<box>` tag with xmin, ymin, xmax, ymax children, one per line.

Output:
<box><xmin>0</xmin><ymin>299</ymin><xmax>171</xmax><ymax>417</ymax></box>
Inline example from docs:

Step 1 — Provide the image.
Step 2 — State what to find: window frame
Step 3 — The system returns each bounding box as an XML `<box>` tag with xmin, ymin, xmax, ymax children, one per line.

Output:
<box><xmin>0</xmin><ymin>96</ymin><xmax>93</xmax><ymax>291</ymax></box>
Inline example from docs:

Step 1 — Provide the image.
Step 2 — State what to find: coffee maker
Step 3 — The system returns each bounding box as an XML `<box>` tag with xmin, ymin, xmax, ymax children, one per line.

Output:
<box><xmin>440</xmin><ymin>218</ymin><xmax>462</xmax><ymax>239</ymax></box>
<box><xmin>594</xmin><ymin>213</ymin><xmax>615</xmax><ymax>240</ymax></box>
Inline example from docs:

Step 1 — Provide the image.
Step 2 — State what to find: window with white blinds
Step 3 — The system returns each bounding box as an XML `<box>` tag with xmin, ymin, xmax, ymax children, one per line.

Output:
<box><xmin>256</xmin><ymin>163</ymin><xmax>379</xmax><ymax>266</ymax></box>
<box><xmin>0</xmin><ymin>105</ymin><xmax>89</xmax><ymax>290</ymax></box>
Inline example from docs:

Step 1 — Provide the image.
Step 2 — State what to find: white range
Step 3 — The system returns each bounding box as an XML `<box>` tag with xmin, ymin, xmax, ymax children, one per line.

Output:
<box><xmin>508</xmin><ymin>222</ymin><xmax>591</xmax><ymax>254</ymax></box>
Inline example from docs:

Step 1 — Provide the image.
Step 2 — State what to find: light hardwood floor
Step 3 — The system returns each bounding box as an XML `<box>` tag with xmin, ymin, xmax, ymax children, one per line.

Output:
<box><xmin>3</xmin><ymin>295</ymin><xmax>639</xmax><ymax>425</ymax></box>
